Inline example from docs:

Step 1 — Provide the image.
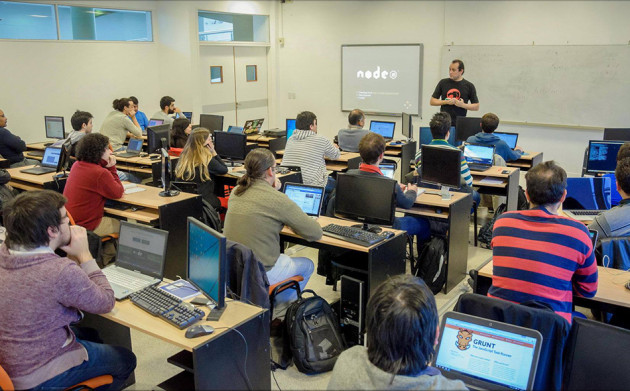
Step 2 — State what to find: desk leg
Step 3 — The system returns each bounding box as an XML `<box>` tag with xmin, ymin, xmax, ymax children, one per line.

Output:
<box><xmin>399</xmin><ymin>142</ymin><xmax>416</xmax><ymax>182</ymax></box>
<box><xmin>530</xmin><ymin>153</ymin><xmax>543</xmax><ymax>169</ymax></box>
<box><xmin>444</xmin><ymin>194</ymin><xmax>471</xmax><ymax>293</ymax></box>
<box><xmin>505</xmin><ymin>169</ymin><xmax>520</xmax><ymax>211</ymax></box>
<box><xmin>367</xmin><ymin>234</ymin><xmax>406</xmax><ymax>296</ymax></box>
<box><xmin>194</xmin><ymin>310</ymin><xmax>270</xmax><ymax>390</ymax></box>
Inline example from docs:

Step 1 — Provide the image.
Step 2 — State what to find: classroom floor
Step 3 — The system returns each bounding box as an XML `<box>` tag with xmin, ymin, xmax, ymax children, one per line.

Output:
<box><xmin>125</xmin><ymin>213</ymin><xmax>493</xmax><ymax>390</ymax></box>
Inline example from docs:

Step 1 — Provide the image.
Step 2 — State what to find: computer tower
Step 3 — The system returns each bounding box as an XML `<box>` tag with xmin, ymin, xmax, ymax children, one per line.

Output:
<box><xmin>340</xmin><ymin>275</ymin><xmax>366</xmax><ymax>346</ymax></box>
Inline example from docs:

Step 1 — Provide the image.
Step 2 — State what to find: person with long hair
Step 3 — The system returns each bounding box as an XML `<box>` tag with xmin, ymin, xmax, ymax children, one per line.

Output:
<box><xmin>174</xmin><ymin>128</ymin><xmax>228</xmax><ymax>209</ymax></box>
<box><xmin>223</xmin><ymin>148</ymin><xmax>322</xmax><ymax>315</ymax></box>
<box><xmin>170</xmin><ymin>118</ymin><xmax>192</xmax><ymax>148</ymax></box>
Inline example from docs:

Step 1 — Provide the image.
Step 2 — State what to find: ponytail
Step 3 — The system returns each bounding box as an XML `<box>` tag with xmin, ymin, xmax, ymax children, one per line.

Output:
<box><xmin>233</xmin><ymin>148</ymin><xmax>275</xmax><ymax>196</ymax></box>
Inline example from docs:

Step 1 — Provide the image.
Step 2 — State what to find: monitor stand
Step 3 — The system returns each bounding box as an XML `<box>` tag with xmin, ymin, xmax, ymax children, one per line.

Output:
<box><xmin>226</xmin><ymin>158</ymin><xmax>243</xmax><ymax>168</ymax></box>
<box><xmin>351</xmin><ymin>222</ymin><xmax>382</xmax><ymax>234</ymax></box>
<box><xmin>439</xmin><ymin>185</ymin><xmax>451</xmax><ymax>200</ymax></box>
<box><xmin>159</xmin><ymin>188</ymin><xmax>180</xmax><ymax>197</ymax></box>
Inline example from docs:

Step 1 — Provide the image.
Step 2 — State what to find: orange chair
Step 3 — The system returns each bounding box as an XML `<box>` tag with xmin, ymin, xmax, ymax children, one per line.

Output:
<box><xmin>168</xmin><ymin>147</ymin><xmax>183</xmax><ymax>157</ymax></box>
<box><xmin>0</xmin><ymin>363</ymin><xmax>113</xmax><ymax>391</ymax></box>
<box><xmin>268</xmin><ymin>276</ymin><xmax>304</xmax><ymax>318</ymax></box>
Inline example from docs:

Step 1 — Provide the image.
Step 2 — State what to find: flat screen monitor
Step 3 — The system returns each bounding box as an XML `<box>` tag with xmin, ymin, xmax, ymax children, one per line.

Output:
<box><xmin>214</xmin><ymin>131</ymin><xmax>248</xmax><ymax>160</ymax></box>
<box><xmin>199</xmin><ymin>114</ymin><xmax>224</xmax><ymax>132</ymax></box>
<box><xmin>401</xmin><ymin>112</ymin><xmax>413</xmax><ymax>139</ymax></box>
<box><xmin>494</xmin><ymin>132</ymin><xmax>519</xmax><ymax>149</ymax></box>
<box><xmin>182</xmin><ymin>111</ymin><xmax>193</xmax><ymax>121</ymax></box>
<box><xmin>148</xmin><ymin>118</ymin><xmax>164</xmax><ymax>127</ymax></box>
<box><xmin>286</xmin><ymin>118</ymin><xmax>296</xmax><ymax>134</ymax></box>
<box><xmin>57</xmin><ymin>139</ymin><xmax>72</xmax><ymax>173</ymax></box>
<box><xmin>159</xmin><ymin>148</ymin><xmax>179</xmax><ymax>197</ymax></box>
<box><xmin>369</xmin><ymin>120</ymin><xmax>395</xmax><ymax>140</ymax></box>
<box><xmin>334</xmin><ymin>173</ymin><xmax>397</xmax><ymax>227</ymax></box>
<box><xmin>603</xmin><ymin>128</ymin><xmax>630</xmax><ymax>141</ymax></box>
<box><xmin>586</xmin><ymin>140</ymin><xmax>624</xmax><ymax>174</ymax></box>
<box><xmin>117</xmin><ymin>221</ymin><xmax>168</xmax><ymax>279</ymax></box>
<box><xmin>420</xmin><ymin>145</ymin><xmax>461</xmax><ymax>189</ymax></box>
<box><xmin>455</xmin><ymin>116</ymin><xmax>482</xmax><ymax>142</ymax></box>
<box><xmin>187</xmin><ymin>216</ymin><xmax>226</xmax><ymax>309</ymax></box>
<box><xmin>146</xmin><ymin>124</ymin><xmax>170</xmax><ymax>154</ymax></box>
<box><xmin>45</xmin><ymin>116</ymin><xmax>65</xmax><ymax>139</ymax></box>
<box><xmin>419</xmin><ymin>126</ymin><xmax>457</xmax><ymax>146</ymax></box>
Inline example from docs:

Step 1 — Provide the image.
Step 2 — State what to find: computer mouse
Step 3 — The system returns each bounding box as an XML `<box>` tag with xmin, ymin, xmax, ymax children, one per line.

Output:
<box><xmin>367</xmin><ymin>226</ymin><xmax>383</xmax><ymax>234</ymax></box>
<box><xmin>381</xmin><ymin>231</ymin><xmax>395</xmax><ymax>239</ymax></box>
<box><xmin>185</xmin><ymin>324</ymin><xmax>214</xmax><ymax>339</ymax></box>
<box><xmin>501</xmin><ymin>170</ymin><xmax>510</xmax><ymax>174</ymax></box>
<box><xmin>435</xmin><ymin>208</ymin><xmax>443</xmax><ymax>214</ymax></box>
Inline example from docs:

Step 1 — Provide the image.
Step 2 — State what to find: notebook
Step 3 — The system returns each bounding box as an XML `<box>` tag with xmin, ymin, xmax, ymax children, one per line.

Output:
<box><xmin>283</xmin><ymin>182</ymin><xmax>325</xmax><ymax>217</ymax></box>
<box><xmin>243</xmin><ymin>118</ymin><xmax>264</xmax><ymax>134</ymax></box>
<box><xmin>101</xmin><ymin>221</ymin><xmax>169</xmax><ymax>300</ymax></box>
<box><xmin>115</xmin><ymin>138</ymin><xmax>144</xmax><ymax>158</ymax></box>
<box><xmin>369</xmin><ymin>120</ymin><xmax>396</xmax><ymax>140</ymax></box>
<box><xmin>148</xmin><ymin>118</ymin><xmax>164</xmax><ymax>127</ymax></box>
<box><xmin>464</xmin><ymin>143</ymin><xmax>495</xmax><ymax>171</ymax></box>
<box><xmin>20</xmin><ymin>147</ymin><xmax>61</xmax><ymax>175</ymax></box>
<box><xmin>435</xmin><ymin>311</ymin><xmax>542</xmax><ymax>391</ymax></box>
<box><xmin>494</xmin><ymin>132</ymin><xmax>519</xmax><ymax>149</ymax></box>
<box><xmin>563</xmin><ymin>177</ymin><xmax>611</xmax><ymax>220</ymax></box>
<box><xmin>379</xmin><ymin>163</ymin><xmax>396</xmax><ymax>179</ymax></box>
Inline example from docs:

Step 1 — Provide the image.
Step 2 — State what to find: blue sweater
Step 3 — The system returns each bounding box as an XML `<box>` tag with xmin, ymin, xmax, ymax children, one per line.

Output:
<box><xmin>467</xmin><ymin>132</ymin><xmax>523</xmax><ymax>162</ymax></box>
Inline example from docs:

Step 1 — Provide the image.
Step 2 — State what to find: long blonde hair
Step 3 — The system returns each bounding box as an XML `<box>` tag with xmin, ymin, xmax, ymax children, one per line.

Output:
<box><xmin>174</xmin><ymin>128</ymin><xmax>212</xmax><ymax>181</ymax></box>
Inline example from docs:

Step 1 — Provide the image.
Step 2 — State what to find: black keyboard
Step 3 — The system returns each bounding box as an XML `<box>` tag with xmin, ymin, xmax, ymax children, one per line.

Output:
<box><xmin>130</xmin><ymin>285</ymin><xmax>205</xmax><ymax>329</ymax></box>
<box><xmin>569</xmin><ymin>210</ymin><xmax>602</xmax><ymax>216</ymax></box>
<box><xmin>104</xmin><ymin>200</ymin><xmax>131</xmax><ymax>210</ymax></box>
<box><xmin>322</xmin><ymin>224</ymin><xmax>385</xmax><ymax>247</ymax></box>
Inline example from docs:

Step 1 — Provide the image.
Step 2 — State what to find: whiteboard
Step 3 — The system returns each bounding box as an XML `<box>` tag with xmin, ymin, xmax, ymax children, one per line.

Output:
<box><xmin>441</xmin><ymin>45</ymin><xmax>630</xmax><ymax>128</ymax></box>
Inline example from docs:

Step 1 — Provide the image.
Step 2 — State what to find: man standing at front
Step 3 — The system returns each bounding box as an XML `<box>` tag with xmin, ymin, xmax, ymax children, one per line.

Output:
<box><xmin>488</xmin><ymin>161</ymin><xmax>598</xmax><ymax>323</ymax></box>
<box><xmin>430</xmin><ymin>59</ymin><xmax>479</xmax><ymax>126</ymax></box>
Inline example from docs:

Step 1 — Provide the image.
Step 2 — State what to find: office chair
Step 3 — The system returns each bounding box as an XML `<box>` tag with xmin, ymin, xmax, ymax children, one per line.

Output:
<box><xmin>268</xmin><ymin>136</ymin><xmax>287</xmax><ymax>157</ymax></box>
<box><xmin>269</xmin><ymin>276</ymin><xmax>303</xmax><ymax>319</ymax></box>
<box><xmin>66</xmin><ymin>211</ymin><xmax>118</xmax><ymax>268</ymax></box>
<box><xmin>0</xmin><ymin>364</ymin><xmax>113</xmax><ymax>391</ymax></box>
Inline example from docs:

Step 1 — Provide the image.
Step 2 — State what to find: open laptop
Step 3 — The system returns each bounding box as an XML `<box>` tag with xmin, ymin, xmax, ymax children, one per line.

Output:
<box><xmin>182</xmin><ymin>111</ymin><xmax>193</xmax><ymax>121</ymax></box>
<box><xmin>464</xmin><ymin>143</ymin><xmax>495</xmax><ymax>171</ymax></box>
<box><xmin>283</xmin><ymin>182</ymin><xmax>325</xmax><ymax>217</ymax></box>
<box><xmin>243</xmin><ymin>118</ymin><xmax>264</xmax><ymax>134</ymax></box>
<box><xmin>563</xmin><ymin>177</ymin><xmax>611</xmax><ymax>221</ymax></box>
<box><xmin>369</xmin><ymin>120</ymin><xmax>395</xmax><ymax>140</ymax></box>
<box><xmin>379</xmin><ymin>163</ymin><xmax>396</xmax><ymax>179</ymax></box>
<box><xmin>227</xmin><ymin>125</ymin><xmax>244</xmax><ymax>134</ymax></box>
<box><xmin>148</xmin><ymin>118</ymin><xmax>164</xmax><ymax>127</ymax></box>
<box><xmin>494</xmin><ymin>132</ymin><xmax>519</xmax><ymax>149</ymax></box>
<box><xmin>435</xmin><ymin>311</ymin><xmax>542</xmax><ymax>391</ymax></box>
<box><xmin>115</xmin><ymin>138</ymin><xmax>144</xmax><ymax>158</ymax></box>
<box><xmin>101</xmin><ymin>221</ymin><xmax>169</xmax><ymax>300</ymax></box>
<box><xmin>21</xmin><ymin>146</ymin><xmax>61</xmax><ymax>175</ymax></box>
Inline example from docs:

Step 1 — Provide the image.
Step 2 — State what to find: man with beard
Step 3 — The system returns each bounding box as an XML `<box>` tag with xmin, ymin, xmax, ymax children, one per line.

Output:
<box><xmin>151</xmin><ymin>96</ymin><xmax>184</xmax><ymax>127</ymax></box>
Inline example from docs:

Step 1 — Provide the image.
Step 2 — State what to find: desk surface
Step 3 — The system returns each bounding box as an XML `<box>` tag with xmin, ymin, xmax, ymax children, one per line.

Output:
<box><xmin>275</xmin><ymin>149</ymin><xmax>359</xmax><ymax>163</ymax></box>
<box><xmin>397</xmin><ymin>188</ymin><xmax>470</xmax><ymax>219</ymax></box>
<box><xmin>478</xmin><ymin>261</ymin><xmax>630</xmax><ymax>309</ymax></box>
<box><xmin>7</xmin><ymin>166</ymin><xmax>62</xmax><ymax>187</ymax></box>
<box><xmin>281</xmin><ymin>215</ymin><xmax>405</xmax><ymax>253</ymax></box>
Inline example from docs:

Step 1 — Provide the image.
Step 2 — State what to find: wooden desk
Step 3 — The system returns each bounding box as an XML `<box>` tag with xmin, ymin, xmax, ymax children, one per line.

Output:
<box><xmin>398</xmin><ymin>189</ymin><xmax>472</xmax><ymax>293</ymax></box>
<box><xmin>478</xmin><ymin>261</ymin><xmax>630</xmax><ymax>312</ymax></box>
<box><xmin>384</xmin><ymin>141</ymin><xmax>417</xmax><ymax>182</ymax></box>
<box><xmin>114</xmin><ymin>154</ymin><xmax>173</xmax><ymax>184</ymax></box>
<box><xmin>280</xmin><ymin>216</ymin><xmax>407</xmax><ymax>298</ymax></box>
<box><xmin>26</xmin><ymin>142</ymin><xmax>48</xmax><ymax>151</ymax></box>
<box><xmin>6</xmin><ymin>166</ymin><xmax>66</xmax><ymax>192</ymax></box>
<box><xmin>82</xmin><ymin>296</ymin><xmax>270</xmax><ymax>390</ymax></box>
<box><xmin>0</xmin><ymin>158</ymin><xmax>10</xmax><ymax>168</ymax></box>
<box><xmin>507</xmin><ymin>151</ymin><xmax>543</xmax><ymax>171</ymax></box>
<box><xmin>213</xmin><ymin>168</ymin><xmax>302</xmax><ymax>197</ymax></box>
<box><xmin>275</xmin><ymin>150</ymin><xmax>362</xmax><ymax>172</ymax></box>
<box><xmin>470</xmin><ymin>166</ymin><xmax>520</xmax><ymax>211</ymax></box>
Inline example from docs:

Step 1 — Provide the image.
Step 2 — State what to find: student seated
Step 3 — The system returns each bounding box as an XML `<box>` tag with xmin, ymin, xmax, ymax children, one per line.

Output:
<box><xmin>174</xmin><ymin>127</ymin><xmax>228</xmax><ymax>209</ymax></box>
<box><xmin>466</xmin><ymin>113</ymin><xmax>524</xmax><ymax>162</ymax></box>
<box><xmin>589</xmin><ymin>157</ymin><xmax>630</xmax><ymax>239</ymax></box>
<box><xmin>170</xmin><ymin>117</ymin><xmax>192</xmax><ymax>148</ymax></box>
<box><xmin>0</xmin><ymin>190</ymin><xmax>136</xmax><ymax>390</ymax></box>
<box><xmin>64</xmin><ymin>110</ymin><xmax>93</xmax><ymax>157</ymax></box>
<box><xmin>63</xmin><ymin>133</ymin><xmax>124</xmax><ymax>236</ymax></box>
<box><xmin>328</xmin><ymin>275</ymin><xmax>466</xmax><ymax>390</ymax></box>
<box><xmin>129</xmin><ymin>96</ymin><xmax>149</xmax><ymax>131</ymax></box>
<box><xmin>151</xmin><ymin>95</ymin><xmax>185</xmax><ymax>126</ymax></box>
<box><xmin>100</xmin><ymin>98</ymin><xmax>142</xmax><ymax>152</ymax></box>
<box><xmin>337</xmin><ymin>109</ymin><xmax>369</xmax><ymax>152</ymax></box>
<box><xmin>0</xmin><ymin>108</ymin><xmax>37</xmax><ymax>167</ymax></box>
<box><xmin>224</xmin><ymin>148</ymin><xmax>322</xmax><ymax>314</ymax></box>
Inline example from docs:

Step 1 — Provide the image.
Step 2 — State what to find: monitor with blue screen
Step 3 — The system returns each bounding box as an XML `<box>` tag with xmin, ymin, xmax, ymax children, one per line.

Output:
<box><xmin>148</xmin><ymin>118</ymin><xmax>164</xmax><ymax>127</ymax></box>
<box><xmin>227</xmin><ymin>126</ymin><xmax>244</xmax><ymax>134</ymax></box>
<box><xmin>494</xmin><ymin>132</ymin><xmax>519</xmax><ymax>149</ymax></box>
<box><xmin>379</xmin><ymin>163</ymin><xmax>396</xmax><ymax>179</ymax></box>
<box><xmin>586</xmin><ymin>140</ymin><xmax>624</xmax><ymax>174</ymax></box>
<box><xmin>420</xmin><ymin>126</ymin><xmax>457</xmax><ymax>146</ymax></box>
<box><xmin>369</xmin><ymin>121</ymin><xmax>395</xmax><ymax>140</ymax></box>
<box><xmin>463</xmin><ymin>143</ymin><xmax>495</xmax><ymax>171</ymax></box>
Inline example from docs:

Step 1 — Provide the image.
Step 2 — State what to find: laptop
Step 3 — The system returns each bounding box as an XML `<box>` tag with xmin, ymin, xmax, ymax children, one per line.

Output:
<box><xmin>494</xmin><ymin>132</ymin><xmax>519</xmax><ymax>149</ymax></box>
<box><xmin>148</xmin><ymin>118</ymin><xmax>164</xmax><ymax>127</ymax></box>
<box><xmin>369</xmin><ymin>120</ymin><xmax>395</xmax><ymax>140</ymax></box>
<box><xmin>227</xmin><ymin>125</ymin><xmax>244</xmax><ymax>134</ymax></box>
<box><xmin>379</xmin><ymin>163</ymin><xmax>396</xmax><ymax>179</ymax></box>
<box><xmin>101</xmin><ymin>221</ymin><xmax>169</xmax><ymax>300</ymax></box>
<box><xmin>115</xmin><ymin>138</ymin><xmax>144</xmax><ymax>158</ymax></box>
<box><xmin>563</xmin><ymin>177</ymin><xmax>611</xmax><ymax>221</ymax></box>
<box><xmin>243</xmin><ymin>118</ymin><xmax>264</xmax><ymax>134</ymax></box>
<box><xmin>282</xmin><ymin>182</ymin><xmax>325</xmax><ymax>217</ymax></box>
<box><xmin>182</xmin><ymin>111</ymin><xmax>193</xmax><ymax>121</ymax></box>
<box><xmin>464</xmin><ymin>143</ymin><xmax>495</xmax><ymax>171</ymax></box>
<box><xmin>435</xmin><ymin>311</ymin><xmax>542</xmax><ymax>391</ymax></box>
<box><xmin>21</xmin><ymin>146</ymin><xmax>61</xmax><ymax>175</ymax></box>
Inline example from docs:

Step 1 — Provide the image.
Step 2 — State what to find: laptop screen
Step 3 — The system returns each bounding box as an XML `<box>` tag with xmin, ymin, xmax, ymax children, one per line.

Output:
<box><xmin>148</xmin><ymin>119</ymin><xmax>164</xmax><ymax>127</ymax></box>
<box><xmin>244</xmin><ymin>119</ymin><xmax>264</xmax><ymax>133</ymax></box>
<box><xmin>116</xmin><ymin>221</ymin><xmax>169</xmax><ymax>279</ymax></box>
<box><xmin>45</xmin><ymin>116</ymin><xmax>65</xmax><ymax>139</ymax></box>
<box><xmin>370</xmin><ymin>121</ymin><xmax>395</xmax><ymax>139</ymax></box>
<box><xmin>436</xmin><ymin>312</ymin><xmax>542</xmax><ymax>391</ymax></box>
<box><xmin>227</xmin><ymin>126</ymin><xmax>244</xmax><ymax>134</ymax></box>
<box><xmin>182</xmin><ymin>112</ymin><xmax>193</xmax><ymax>121</ymax></box>
<box><xmin>42</xmin><ymin>147</ymin><xmax>62</xmax><ymax>168</ymax></box>
<box><xmin>586</xmin><ymin>140</ymin><xmax>623</xmax><ymax>174</ymax></box>
<box><xmin>379</xmin><ymin>163</ymin><xmax>396</xmax><ymax>179</ymax></box>
<box><xmin>464</xmin><ymin>144</ymin><xmax>494</xmax><ymax>167</ymax></box>
<box><xmin>283</xmin><ymin>183</ymin><xmax>324</xmax><ymax>217</ymax></box>
<box><xmin>494</xmin><ymin>132</ymin><xmax>518</xmax><ymax>149</ymax></box>
<box><xmin>286</xmin><ymin>119</ymin><xmax>296</xmax><ymax>132</ymax></box>
<box><xmin>127</xmin><ymin>138</ymin><xmax>143</xmax><ymax>152</ymax></box>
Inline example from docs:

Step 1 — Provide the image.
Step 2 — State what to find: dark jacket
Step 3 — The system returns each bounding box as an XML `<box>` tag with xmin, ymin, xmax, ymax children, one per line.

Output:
<box><xmin>226</xmin><ymin>241</ymin><xmax>270</xmax><ymax>309</ymax></box>
<box><xmin>0</xmin><ymin>127</ymin><xmax>26</xmax><ymax>164</ymax></box>
<box><xmin>346</xmin><ymin>168</ymin><xmax>416</xmax><ymax>209</ymax></box>
<box><xmin>177</xmin><ymin>156</ymin><xmax>228</xmax><ymax>209</ymax></box>
<box><xmin>466</xmin><ymin>132</ymin><xmax>523</xmax><ymax>162</ymax></box>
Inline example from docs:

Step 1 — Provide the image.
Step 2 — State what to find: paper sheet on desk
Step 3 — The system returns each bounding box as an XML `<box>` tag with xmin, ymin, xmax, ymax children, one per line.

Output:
<box><xmin>479</xmin><ymin>177</ymin><xmax>504</xmax><ymax>185</ymax></box>
<box><xmin>124</xmin><ymin>186</ymin><xmax>146</xmax><ymax>194</ymax></box>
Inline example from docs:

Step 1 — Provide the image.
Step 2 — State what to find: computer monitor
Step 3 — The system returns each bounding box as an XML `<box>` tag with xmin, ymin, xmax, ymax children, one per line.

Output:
<box><xmin>214</xmin><ymin>131</ymin><xmax>248</xmax><ymax>162</ymax></box>
<box><xmin>56</xmin><ymin>139</ymin><xmax>72</xmax><ymax>175</ymax></box>
<box><xmin>286</xmin><ymin>118</ymin><xmax>296</xmax><ymax>133</ymax></box>
<box><xmin>45</xmin><ymin>116</ymin><xmax>65</xmax><ymax>140</ymax></box>
<box><xmin>146</xmin><ymin>124</ymin><xmax>170</xmax><ymax>154</ymax></box>
<box><xmin>586</xmin><ymin>140</ymin><xmax>624</xmax><ymax>174</ymax></box>
<box><xmin>199</xmin><ymin>114</ymin><xmax>224</xmax><ymax>133</ymax></box>
<box><xmin>369</xmin><ymin>120</ymin><xmax>396</xmax><ymax>140</ymax></box>
<box><xmin>243</xmin><ymin>118</ymin><xmax>264</xmax><ymax>134</ymax></box>
<box><xmin>420</xmin><ymin>144</ymin><xmax>462</xmax><ymax>200</ymax></box>
<box><xmin>334</xmin><ymin>173</ymin><xmax>397</xmax><ymax>230</ymax></box>
<box><xmin>182</xmin><ymin>111</ymin><xmax>193</xmax><ymax>121</ymax></box>
<box><xmin>419</xmin><ymin>126</ymin><xmax>457</xmax><ymax>147</ymax></box>
<box><xmin>147</xmin><ymin>118</ymin><xmax>164</xmax><ymax>128</ymax></box>
<box><xmin>186</xmin><ymin>216</ymin><xmax>227</xmax><ymax>309</ymax></box>
<box><xmin>227</xmin><ymin>126</ymin><xmax>244</xmax><ymax>134</ymax></box>
<box><xmin>494</xmin><ymin>132</ymin><xmax>519</xmax><ymax>149</ymax></box>
<box><xmin>455</xmin><ymin>116</ymin><xmax>482</xmax><ymax>142</ymax></box>
<box><xmin>463</xmin><ymin>143</ymin><xmax>495</xmax><ymax>171</ymax></box>
<box><xmin>159</xmin><ymin>148</ymin><xmax>179</xmax><ymax>197</ymax></box>
<box><xmin>603</xmin><ymin>128</ymin><xmax>630</xmax><ymax>141</ymax></box>
<box><xmin>401</xmin><ymin>112</ymin><xmax>413</xmax><ymax>140</ymax></box>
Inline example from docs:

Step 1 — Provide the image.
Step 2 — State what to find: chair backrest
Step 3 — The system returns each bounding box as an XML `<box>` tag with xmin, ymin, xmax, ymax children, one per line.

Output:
<box><xmin>454</xmin><ymin>293</ymin><xmax>570</xmax><ymax>391</ymax></box>
<box><xmin>168</xmin><ymin>147</ymin><xmax>183</xmax><ymax>157</ymax></box>
<box><xmin>563</xmin><ymin>317</ymin><xmax>630</xmax><ymax>390</ymax></box>
<box><xmin>0</xmin><ymin>363</ymin><xmax>14</xmax><ymax>391</ymax></box>
<box><xmin>269</xmin><ymin>136</ymin><xmax>287</xmax><ymax>155</ymax></box>
<box><xmin>225</xmin><ymin>240</ymin><xmax>270</xmax><ymax>309</ymax></box>
<box><xmin>596</xmin><ymin>236</ymin><xmax>630</xmax><ymax>269</ymax></box>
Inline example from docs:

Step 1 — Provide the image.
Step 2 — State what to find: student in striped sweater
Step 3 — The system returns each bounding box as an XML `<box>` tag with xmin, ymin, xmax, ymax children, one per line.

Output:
<box><xmin>488</xmin><ymin>161</ymin><xmax>598</xmax><ymax>323</ymax></box>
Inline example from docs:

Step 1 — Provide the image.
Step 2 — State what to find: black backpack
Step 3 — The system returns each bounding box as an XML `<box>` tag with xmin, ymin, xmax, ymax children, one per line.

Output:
<box><xmin>478</xmin><ymin>203</ymin><xmax>507</xmax><ymax>248</ymax></box>
<box><xmin>282</xmin><ymin>290</ymin><xmax>345</xmax><ymax>374</ymax></box>
<box><xmin>415</xmin><ymin>236</ymin><xmax>448</xmax><ymax>294</ymax></box>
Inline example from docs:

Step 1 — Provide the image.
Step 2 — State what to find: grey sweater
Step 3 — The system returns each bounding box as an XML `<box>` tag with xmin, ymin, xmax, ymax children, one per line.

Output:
<box><xmin>328</xmin><ymin>346</ymin><xmax>468</xmax><ymax>390</ymax></box>
<box><xmin>223</xmin><ymin>179</ymin><xmax>322</xmax><ymax>270</ymax></box>
<box><xmin>100</xmin><ymin>110</ymin><xmax>142</xmax><ymax>150</ymax></box>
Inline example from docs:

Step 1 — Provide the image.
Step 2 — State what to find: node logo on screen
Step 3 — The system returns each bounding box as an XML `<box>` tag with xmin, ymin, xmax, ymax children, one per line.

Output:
<box><xmin>356</xmin><ymin>66</ymin><xmax>398</xmax><ymax>80</ymax></box>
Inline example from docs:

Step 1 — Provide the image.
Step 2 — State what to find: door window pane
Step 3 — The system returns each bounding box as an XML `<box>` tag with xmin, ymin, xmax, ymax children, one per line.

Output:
<box><xmin>210</xmin><ymin>66</ymin><xmax>223</xmax><ymax>83</ymax></box>
<box><xmin>246</xmin><ymin>65</ymin><xmax>257</xmax><ymax>82</ymax></box>
<box><xmin>0</xmin><ymin>1</ymin><xmax>57</xmax><ymax>40</ymax></box>
<box><xmin>198</xmin><ymin>11</ymin><xmax>268</xmax><ymax>43</ymax></box>
<box><xmin>58</xmin><ymin>5</ymin><xmax>152</xmax><ymax>41</ymax></box>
